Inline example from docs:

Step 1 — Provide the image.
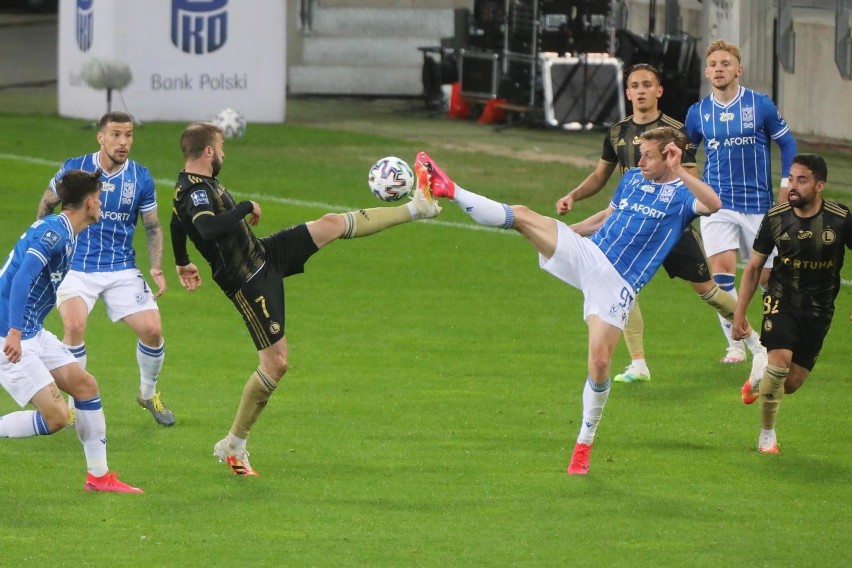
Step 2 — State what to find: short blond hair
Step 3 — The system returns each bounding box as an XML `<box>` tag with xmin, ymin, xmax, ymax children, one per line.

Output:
<box><xmin>705</xmin><ymin>39</ymin><xmax>741</xmax><ymax>63</ymax></box>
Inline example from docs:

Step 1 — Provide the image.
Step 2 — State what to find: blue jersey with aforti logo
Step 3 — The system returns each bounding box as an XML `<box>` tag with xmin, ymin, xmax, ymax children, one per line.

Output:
<box><xmin>50</xmin><ymin>153</ymin><xmax>157</xmax><ymax>272</ymax></box>
<box><xmin>591</xmin><ymin>168</ymin><xmax>700</xmax><ymax>292</ymax></box>
<box><xmin>685</xmin><ymin>86</ymin><xmax>796</xmax><ymax>214</ymax></box>
<box><xmin>0</xmin><ymin>214</ymin><xmax>76</xmax><ymax>339</ymax></box>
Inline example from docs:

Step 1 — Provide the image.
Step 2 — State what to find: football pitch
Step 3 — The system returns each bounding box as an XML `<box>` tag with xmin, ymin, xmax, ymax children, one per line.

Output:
<box><xmin>0</xmin><ymin>101</ymin><xmax>850</xmax><ymax>566</ymax></box>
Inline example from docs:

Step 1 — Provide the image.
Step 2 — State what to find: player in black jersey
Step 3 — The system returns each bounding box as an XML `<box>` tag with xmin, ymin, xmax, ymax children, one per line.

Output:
<box><xmin>558</xmin><ymin>64</ymin><xmax>766</xmax><ymax>384</ymax></box>
<box><xmin>733</xmin><ymin>154</ymin><xmax>851</xmax><ymax>453</ymax></box>
<box><xmin>170</xmin><ymin>122</ymin><xmax>441</xmax><ymax>476</ymax></box>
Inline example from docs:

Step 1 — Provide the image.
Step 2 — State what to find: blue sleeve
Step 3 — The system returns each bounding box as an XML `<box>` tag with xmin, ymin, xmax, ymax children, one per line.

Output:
<box><xmin>138</xmin><ymin>167</ymin><xmax>158</xmax><ymax>213</ymax></box>
<box><xmin>759</xmin><ymin>95</ymin><xmax>797</xmax><ymax>177</ymax></box>
<box><xmin>775</xmin><ymin>130</ymin><xmax>797</xmax><ymax>178</ymax></box>
<box><xmin>7</xmin><ymin>252</ymin><xmax>46</xmax><ymax>331</ymax></box>
<box><xmin>49</xmin><ymin>158</ymin><xmax>76</xmax><ymax>193</ymax></box>
<box><xmin>684</xmin><ymin>103</ymin><xmax>702</xmax><ymax>146</ymax></box>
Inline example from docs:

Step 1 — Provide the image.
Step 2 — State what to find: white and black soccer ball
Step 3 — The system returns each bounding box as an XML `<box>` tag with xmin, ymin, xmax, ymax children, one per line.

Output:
<box><xmin>211</xmin><ymin>108</ymin><xmax>247</xmax><ymax>139</ymax></box>
<box><xmin>367</xmin><ymin>156</ymin><xmax>414</xmax><ymax>202</ymax></box>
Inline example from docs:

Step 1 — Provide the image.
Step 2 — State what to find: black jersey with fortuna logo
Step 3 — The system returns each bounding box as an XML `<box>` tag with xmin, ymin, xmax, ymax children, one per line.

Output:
<box><xmin>602</xmin><ymin>112</ymin><xmax>697</xmax><ymax>174</ymax></box>
<box><xmin>754</xmin><ymin>200</ymin><xmax>852</xmax><ymax>317</ymax></box>
<box><xmin>172</xmin><ymin>171</ymin><xmax>265</xmax><ymax>296</ymax></box>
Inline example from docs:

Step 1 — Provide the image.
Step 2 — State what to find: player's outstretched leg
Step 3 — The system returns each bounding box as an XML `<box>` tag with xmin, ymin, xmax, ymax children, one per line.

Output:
<box><xmin>415</xmin><ymin>151</ymin><xmax>515</xmax><ymax>228</ymax></box>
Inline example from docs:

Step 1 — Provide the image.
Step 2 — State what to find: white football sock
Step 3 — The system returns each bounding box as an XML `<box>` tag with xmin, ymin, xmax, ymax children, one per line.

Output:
<box><xmin>577</xmin><ymin>376</ymin><xmax>611</xmax><ymax>445</ymax></box>
<box><xmin>453</xmin><ymin>187</ymin><xmax>514</xmax><ymax>228</ymax></box>
<box><xmin>74</xmin><ymin>396</ymin><xmax>108</xmax><ymax>477</ymax></box>
<box><xmin>137</xmin><ymin>340</ymin><xmax>165</xmax><ymax>400</ymax></box>
<box><xmin>0</xmin><ymin>410</ymin><xmax>50</xmax><ymax>437</ymax></box>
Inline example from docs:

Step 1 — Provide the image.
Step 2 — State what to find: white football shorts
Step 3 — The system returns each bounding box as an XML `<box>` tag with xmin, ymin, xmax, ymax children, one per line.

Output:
<box><xmin>539</xmin><ymin>220</ymin><xmax>636</xmax><ymax>330</ymax></box>
<box><xmin>0</xmin><ymin>329</ymin><xmax>76</xmax><ymax>407</ymax></box>
<box><xmin>700</xmin><ymin>209</ymin><xmax>776</xmax><ymax>267</ymax></box>
<box><xmin>56</xmin><ymin>268</ymin><xmax>159</xmax><ymax>322</ymax></box>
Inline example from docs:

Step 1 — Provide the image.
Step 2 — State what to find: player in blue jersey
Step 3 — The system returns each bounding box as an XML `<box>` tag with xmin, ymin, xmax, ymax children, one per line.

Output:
<box><xmin>37</xmin><ymin>111</ymin><xmax>174</xmax><ymax>427</ymax></box>
<box><xmin>560</xmin><ymin>63</ymin><xmax>766</xmax><ymax>384</ymax></box>
<box><xmin>415</xmin><ymin>126</ymin><xmax>726</xmax><ymax>475</ymax></box>
<box><xmin>685</xmin><ymin>40</ymin><xmax>798</xmax><ymax>364</ymax></box>
<box><xmin>1</xmin><ymin>169</ymin><xmax>143</xmax><ymax>493</ymax></box>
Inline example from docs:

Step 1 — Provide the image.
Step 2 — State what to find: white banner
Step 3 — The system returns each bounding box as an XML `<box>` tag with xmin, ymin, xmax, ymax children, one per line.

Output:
<box><xmin>58</xmin><ymin>0</ymin><xmax>286</xmax><ymax>122</ymax></box>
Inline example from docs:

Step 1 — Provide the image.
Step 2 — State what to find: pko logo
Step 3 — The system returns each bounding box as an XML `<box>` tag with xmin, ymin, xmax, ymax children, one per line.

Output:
<box><xmin>171</xmin><ymin>0</ymin><xmax>229</xmax><ymax>55</ymax></box>
<box><xmin>76</xmin><ymin>0</ymin><xmax>94</xmax><ymax>52</ymax></box>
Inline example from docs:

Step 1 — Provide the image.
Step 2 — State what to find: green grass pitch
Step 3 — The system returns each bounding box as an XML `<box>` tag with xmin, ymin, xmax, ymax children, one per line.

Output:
<box><xmin>0</xmin><ymin>107</ymin><xmax>849</xmax><ymax>566</ymax></box>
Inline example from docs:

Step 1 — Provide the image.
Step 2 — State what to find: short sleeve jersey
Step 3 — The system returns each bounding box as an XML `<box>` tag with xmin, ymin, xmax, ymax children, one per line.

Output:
<box><xmin>754</xmin><ymin>199</ymin><xmax>852</xmax><ymax>318</ymax></box>
<box><xmin>685</xmin><ymin>86</ymin><xmax>791</xmax><ymax>214</ymax></box>
<box><xmin>591</xmin><ymin>168</ymin><xmax>701</xmax><ymax>292</ymax></box>
<box><xmin>172</xmin><ymin>171</ymin><xmax>265</xmax><ymax>296</ymax></box>
<box><xmin>0</xmin><ymin>214</ymin><xmax>76</xmax><ymax>338</ymax></box>
<box><xmin>602</xmin><ymin>112</ymin><xmax>697</xmax><ymax>174</ymax></box>
<box><xmin>50</xmin><ymin>153</ymin><xmax>157</xmax><ymax>272</ymax></box>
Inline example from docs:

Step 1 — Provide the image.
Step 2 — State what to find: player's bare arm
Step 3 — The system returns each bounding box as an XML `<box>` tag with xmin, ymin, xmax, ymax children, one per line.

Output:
<box><xmin>141</xmin><ymin>209</ymin><xmax>166</xmax><ymax>297</ymax></box>
<box><xmin>732</xmin><ymin>251</ymin><xmax>768</xmax><ymax>340</ymax></box>
<box><xmin>569</xmin><ymin>206</ymin><xmax>615</xmax><ymax>237</ymax></box>
<box><xmin>557</xmin><ymin>161</ymin><xmax>617</xmax><ymax>215</ymax></box>
<box><xmin>36</xmin><ymin>187</ymin><xmax>61</xmax><ymax>219</ymax></box>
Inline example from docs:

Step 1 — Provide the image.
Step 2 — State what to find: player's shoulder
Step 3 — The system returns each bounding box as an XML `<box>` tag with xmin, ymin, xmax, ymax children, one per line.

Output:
<box><xmin>174</xmin><ymin>171</ymin><xmax>213</xmax><ymax>199</ymax></box>
<box><xmin>610</xmin><ymin>115</ymin><xmax>634</xmax><ymax>130</ymax></box>
<box><xmin>823</xmin><ymin>199</ymin><xmax>850</xmax><ymax>218</ymax></box>
<box><xmin>658</xmin><ymin>113</ymin><xmax>686</xmax><ymax>129</ymax></box>
<box><xmin>766</xmin><ymin>202</ymin><xmax>792</xmax><ymax>217</ymax></box>
<box><xmin>29</xmin><ymin>215</ymin><xmax>71</xmax><ymax>250</ymax></box>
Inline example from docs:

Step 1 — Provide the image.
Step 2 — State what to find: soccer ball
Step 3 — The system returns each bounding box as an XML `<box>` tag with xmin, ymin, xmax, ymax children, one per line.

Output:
<box><xmin>211</xmin><ymin>108</ymin><xmax>246</xmax><ymax>139</ymax></box>
<box><xmin>368</xmin><ymin>156</ymin><xmax>414</xmax><ymax>202</ymax></box>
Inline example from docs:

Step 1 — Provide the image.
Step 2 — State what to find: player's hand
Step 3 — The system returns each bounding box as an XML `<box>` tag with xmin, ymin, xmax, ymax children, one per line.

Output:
<box><xmin>150</xmin><ymin>268</ymin><xmax>167</xmax><ymax>298</ymax></box>
<box><xmin>731</xmin><ymin>312</ymin><xmax>750</xmax><ymax>340</ymax></box>
<box><xmin>663</xmin><ymin>142</ymin><xmax>682</xmax><ymax>169</ymax></box>
<box><xmin>248</xmin><ymin>201</ymin><xmax>261</xmax><ymax>226</ymax></box>
<box><xmin>2</xmin><ymin>328</ymin><xmax>22</xmax><ymax>364</ymax></box>
<box><xmin>556</xmin><ymin>193</ymin><xmax>575</xmax><ymax>215</ymax></box>
<box><xmin>176</xmin><ymin>263</ymin><xmax>202</xmax><ymax>292</ymax></box>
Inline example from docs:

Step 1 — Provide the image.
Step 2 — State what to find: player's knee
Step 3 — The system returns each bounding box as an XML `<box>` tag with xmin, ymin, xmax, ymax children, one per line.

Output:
<box><xmin>61</xmin><ymin>317</ymin><xmax>87</xmax><ymax>341</ymax></box>
<box><xmin>138</xmin><ymin>327</ymin><xmax>163</xmax><ymax>346</ymax></box>
<box><xmin>67</xmin><ymin>370</ymin><xmax>100</xmax><ymax>400</ymax></box>
<box><xmin>265</xmin><ymin>357</ymin><xmax>288</xmax><ymax>382</ymax></box>
<box><xmin>588</xmin><ymin>355</ymin><xmax>611</xmax><ymax>379</ymax></box>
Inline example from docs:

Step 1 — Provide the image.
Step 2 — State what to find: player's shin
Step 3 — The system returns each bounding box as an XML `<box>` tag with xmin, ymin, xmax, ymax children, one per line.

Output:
<box><xmin>230</xmin><ymin>367</ymin><xmax>278</xmax><ymax>439</ymax></box>
<box><xmin>759</xmin><ymin>364</ymin><xmax>789</xmax><ymax>430</ymax></box>
<box><xmin>74</xmin><ymin>395</ymin><xmax>108</xmax><ymax>477</ymax></box>
<box><xmin>577</xmin><ymin>376</ymin><xmax>611</xmax><ymax>445</ymax></box>
<box><xmin>337</xmin><ymin>206</ymin><xmax>412</xmax><ymax>239</ymax></box>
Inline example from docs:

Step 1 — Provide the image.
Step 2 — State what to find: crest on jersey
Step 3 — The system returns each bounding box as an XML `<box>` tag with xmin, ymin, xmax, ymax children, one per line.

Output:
<box><xmin>41</xmin><ymin>230</ymin><xmax>60</xmax><ymax>249</ymax></box>
<box><xmin>76</xmin><ymin>0</ymin><xmax>94</xmax><ymax>52</ymax></box>
<box><xmin>190</xmin><ymin>189</ymin><xmax>210</xmax><ymax>207</ymax></box>
<box><xmin>658</xmin><ymin>184</ymin><xmax>676</xmax><ymax>203</ymax></box>
<box><xmin>741</xmin><ymin>107</ymin><xmax>754</xmax><ymax>122</ymax></box>
<box><xmin>821</xmin><ymin>229</ymin><xmax>837</xmax><ymax>245</ymax></box>
<box><xmin>121</xmin><ymin>182</ymin><xmax>135</xmax><ymax>206</ymax></box>
<box><xmin>171</xmin><ymin>0</ymin><xmax>229</xmax><ymax>55</ymax></box>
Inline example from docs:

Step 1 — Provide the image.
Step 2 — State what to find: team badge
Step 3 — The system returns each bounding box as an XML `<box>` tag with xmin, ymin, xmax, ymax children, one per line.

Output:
<box><xmin>171</xmin><ymin>0</ymin><xmax>229</xmax><ymax>55</ymax></box>
<box><xmin>658</xmin><ymin>184</ymin><xmax>675</xmax><ymax>203</ymax></box>
<box><xmin>136</xmin><ymin>292</ymin><xmax>146</xmax><ymax>304</ymax></box>
<box><xmin>269</xmin><ymin>322</ymin><xmax>281</xmax><ymax>335</ymax></box>
<box><xmin>121</xmin><ymin>181</ymin><xmax>136</xmax><ymax>206</ymax></box>
<box><xmin>741</xmin><ymin>107</ymin><xmax>754</xmax><ymax>122</ymax></box>
<box><xmin>76</xmin><ymin>0</ymin><xmax>94</xmax><ymax>52</ymax></box>
<box><xmin>190</xmin><ymin>190</ymin><xmax>210</xmax><ymax>207</ymax></box>
<box><xmin>764</xmin><ymin>319</ymin><xmax>773</xmax><ymax>332</ymax></box>
<box><xmin>40</xmin><ymin>230</ymin><xmax>60</xmax><ymax>248</ymax></box>
<box><xmin>821</xmin><ymin>229</ymin><xmax>837</xmax><ymax>244</ymax></box>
